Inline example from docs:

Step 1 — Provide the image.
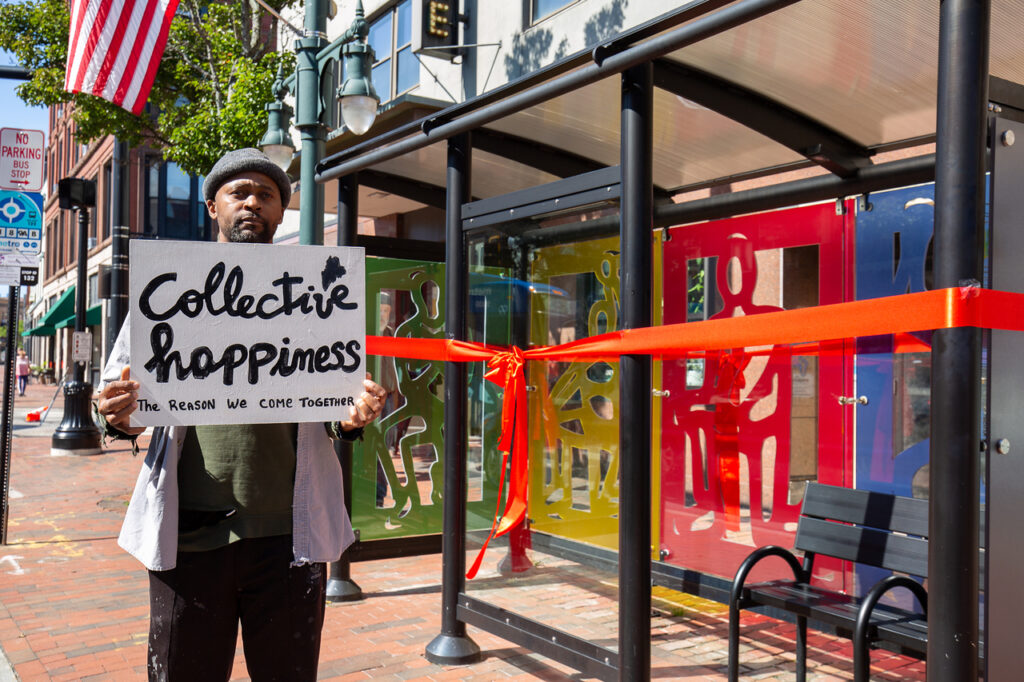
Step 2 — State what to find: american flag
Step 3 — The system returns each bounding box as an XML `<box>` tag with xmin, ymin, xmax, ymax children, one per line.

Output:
<box><xmin>64</xmin><ymin>0</ymin><xmax>180</xmax><ymax>115</ymax></box>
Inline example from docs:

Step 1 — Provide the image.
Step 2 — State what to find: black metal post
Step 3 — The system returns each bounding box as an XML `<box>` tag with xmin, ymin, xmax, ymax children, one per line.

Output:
<box><xmin>52</xmin><ymin>202</ymin><xmax>102</xmax><ymax>455</ymax></box>
<box><xmin>928</xmin><ymin>0</ymin><xmax>989</xmax><ymax>680</ymax></box>
<box><xmin>618</xmin><ymin>62</ymin><xmax>653</xmax><ymax>682</ymax></box>
<box><xmin>327</xmin><ymin>173</ymin><xmax>364</xmax><ymax>602</ymax></box>
<box><xmin>1</xmin><ymin>289</ymin><xmax>19</xmax><ymax>544</ymax></box>
<box><xmin>106</xmin><ymin>140</ymin><xmax>129</xmax><ymax>356</ymax></box>
<box><xmin>425</xmin><ymin>132</ymin><xmax>480</xmax><ymax>665</ymax></box>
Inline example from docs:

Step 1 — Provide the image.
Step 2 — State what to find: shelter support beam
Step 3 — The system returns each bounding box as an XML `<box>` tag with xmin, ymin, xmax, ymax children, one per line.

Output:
<box><xmin>328</xmin><ymin>173</ymin><xmax>364</xmax><ymax>603</ymax></box>
<box><xmin>928</xmin><ymin>1</ymin><xmax>989</xmax><ymax>681</ymax></box>
<box><xmin>425</xmin><ymin>132</ymin><xmax>481</xmax><ymax>665</ymax></box>
<box><xmin>471</xmin><ymin>127</ymin><xmax>606</xmax><ymax>178</ymax></box>
<box><xmin>519</xmin><ymin>154</ymin><xmax>935</xmax><ymax>248</ymax></box>
<box><xmin>651</xmin><ymin>59</ymin><xmax>872</xmax><ymax>178</ymax></box>
<box><xmin>618</xmin><ymin>62</ymin><xmax>654</xmax><ymax>682</ymax></box>
<box><xmin>359</xmin><ymin>169</ymin><xmax>448</xmax><ymax>209</ymax></box>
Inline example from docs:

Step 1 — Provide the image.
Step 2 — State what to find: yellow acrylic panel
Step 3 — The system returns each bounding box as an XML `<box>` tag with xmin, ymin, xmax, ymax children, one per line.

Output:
<box><xmin>527</xmin><ymin>236</ymin><xmax>621</xmax><ymax>549</ymax></box>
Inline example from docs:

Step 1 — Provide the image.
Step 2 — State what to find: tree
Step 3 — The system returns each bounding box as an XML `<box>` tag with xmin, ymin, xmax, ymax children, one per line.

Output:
<box><xmin>0</xmin><ymin>0</ymin><xmax>296</xmax><ymax>176</ymax></box>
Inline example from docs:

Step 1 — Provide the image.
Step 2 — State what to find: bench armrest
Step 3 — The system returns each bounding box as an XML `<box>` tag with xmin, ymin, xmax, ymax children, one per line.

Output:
<box><xmin>854</xmin><ymin>574</ymin><xmax>928</xmax><ymax>645</ymax></box>
<box><xmin>730</xmin><ymin>545</ymin><xmax>807</xmax><ymax>606</ymax></box>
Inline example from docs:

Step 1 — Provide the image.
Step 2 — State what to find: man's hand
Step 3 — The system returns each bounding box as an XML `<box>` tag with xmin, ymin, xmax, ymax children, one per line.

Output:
<box><xmin>96</xmin><ymin>366</ymin><xmax>146</xmax><ymax>436</ymax></box>
<box><xmin>339</xmin><ymin>373</ymin><xmax>387</xmax><ymax>431</ymax></box>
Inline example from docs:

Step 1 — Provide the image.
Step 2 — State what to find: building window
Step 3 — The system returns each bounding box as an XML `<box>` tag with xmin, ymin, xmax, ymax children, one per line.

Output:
<box><xmin>89</xmin><ymin>173</ymin><xmax>98</xmax><ymax>243</ymax></box>
<box><xmin>367</xmin><ymin>0</ymin><xmax>417</xmax><ymax>105</ymax></box>
<box><xmin>102</xmin><ymin>162</ymin><xmax>111</xmax><ymax>241</ymax></box>
<box><xmin>532</xmin><ymin>0</ymin><xmax>577</xmax><ymax>22</ymax></box>
<box><xmin>144</xmin><ymin>158</ymin><xmax>209</xmax><ymax>241</ymax></box>
<box><xmin>56</xmin><ymin>213</ymin><xmax>63</xmax><ymax>272</ymax></box>
<box><xmin>45</xmin><ymin>221</ymin><xmax>55</xmax><ymax>280</ymax></box>
<box><xmin>66</xmin><ymin>210</ymin><xmax>75</xmax><ymax>268</ymax></box>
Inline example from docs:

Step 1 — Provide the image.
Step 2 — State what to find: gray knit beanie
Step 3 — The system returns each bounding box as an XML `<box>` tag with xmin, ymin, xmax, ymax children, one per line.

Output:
<box><xmin>203</xmin><ymin>148</ymin><xmax>292</xmax><ymax>206</ymax></box>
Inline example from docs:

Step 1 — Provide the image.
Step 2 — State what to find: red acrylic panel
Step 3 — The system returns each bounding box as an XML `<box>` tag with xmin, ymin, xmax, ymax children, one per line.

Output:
<box><xmin>659</xmin><ymin>202</ymin><xmax>853</xmax><ymax>586</ymax></box>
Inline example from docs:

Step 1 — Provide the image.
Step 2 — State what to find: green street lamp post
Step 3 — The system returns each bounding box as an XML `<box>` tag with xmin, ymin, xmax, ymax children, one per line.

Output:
<box><xmin>259</xmin><ymin>0</ymin><xmax>379</xmax><ymax>246</ymax></box>
<box><xmin>259</xmin><ymin>0</ymin><xmax>380</xmax><ymax>603</ymax></box>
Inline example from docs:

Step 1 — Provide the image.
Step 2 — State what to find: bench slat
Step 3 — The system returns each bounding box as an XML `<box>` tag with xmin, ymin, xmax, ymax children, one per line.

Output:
<box><xmin>801</xmin><ymin>483</ymin><xmax>929</xmax><ymax>538</ymax></box>
<box><xmin>795</xmin><ymin>516</ymin><xmax>929</xmax><ymax>577</ymax></box>
<box><xmin>747</xmin><ymin>581</ymin><xmax>927</xmax><ymax>641</ymax></box>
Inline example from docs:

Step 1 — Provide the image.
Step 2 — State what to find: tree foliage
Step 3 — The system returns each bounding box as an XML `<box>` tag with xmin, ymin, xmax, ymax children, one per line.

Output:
<box><xmin>0</xmin><ymin>0</ymin><xmax>297</xmax><ymax>176</ymax></box>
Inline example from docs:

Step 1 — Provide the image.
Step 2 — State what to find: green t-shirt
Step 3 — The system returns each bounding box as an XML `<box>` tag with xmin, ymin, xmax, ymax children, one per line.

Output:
<box><xmin>177</xmin><ymin>423</ymin><xmax>298</xmax><ymax>552</ymax></box>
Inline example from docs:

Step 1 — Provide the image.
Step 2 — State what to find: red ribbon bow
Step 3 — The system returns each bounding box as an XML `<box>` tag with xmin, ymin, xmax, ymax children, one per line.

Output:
<box><xmin>465</xmin><ymin>347</ymin><xmax>530</xmax><ymax>579</ymax></box>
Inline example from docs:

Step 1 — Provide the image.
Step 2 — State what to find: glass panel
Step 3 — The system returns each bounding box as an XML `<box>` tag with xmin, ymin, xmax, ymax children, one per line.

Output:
<box><xmin>490</xmin><ymin>77</ymin><xmax>803</xmax><ymax>194</ymax></box>
<box><xmin>466</xmin><ymin>201</ymin><xmax>622</xmax><ymax>648</ymax></box>
<box><xmin>893</xmin><ymin>351</ymin><xmax>931</xmax><ymax>499</ymax></box>
<box><xmin>396</xmin><ymin>46</ymin><xmax>417</xmax><ymax>95</ymax></box>
<box><xmin>147</xmin><ymin>161</ymin><xmax>160</xmax><ymax>236</ymax></box>
<box><xmin>164</xmin><ymin>162</ymin><xmax>191</xmax><ymax>239</ymax></box>
<box><xmin>853</xmin><ymin>183</ymin><xmax>935</xmax><ymax>499</ymax></box>
<box><xmin>195</xmin><ymin>175</ymin><xmax>208</xmax><ymax>239</ymax></box>
<box><xmin>349</xmin><ymin>257</ymin><xmax>507</xmax><ymax>540</ymax></box>
<box><xmin>396</xmin><ymin>0</ymin><xmax>412</xmax><ymax>45</ymax></box>
<box><xmin>368</xmin><ymin>12</ymin><xmax>392</xmax><ymax>63</ymax></box>
<box><xmin>372</xmin><ymin>61</ymin><xmax>392</xmax><ymax>102</ymax></box>
<box><xmin>660</xmin><ymin>202</ymin><xmax>848</xmax><ymax>587</ymax></box>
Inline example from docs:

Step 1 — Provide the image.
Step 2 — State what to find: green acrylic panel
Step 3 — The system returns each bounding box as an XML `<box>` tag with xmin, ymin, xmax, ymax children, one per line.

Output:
<box><xmin>351</xmin><ymin>256</ymin><xmax>508</xmax><ymax>540</ymax></box>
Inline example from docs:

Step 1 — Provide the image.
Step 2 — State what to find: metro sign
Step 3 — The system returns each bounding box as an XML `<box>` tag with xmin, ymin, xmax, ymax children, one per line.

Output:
<box><xmin>0</xmin><ymin>128</ymin><xmax>45</xmax><ymax>192</ymax></box>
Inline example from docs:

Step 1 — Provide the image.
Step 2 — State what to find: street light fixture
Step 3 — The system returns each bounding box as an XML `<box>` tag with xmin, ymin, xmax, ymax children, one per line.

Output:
<box><xmin>259</xmin><ymin>0</ymin><xmax>379</xmax><ymax>167</ymax></box>
<box><xmin>337</xmin><ymin>4</ymin><xmax>379</xmax><ymax>135</ymax></box>
<box><xmin>259</xmin><ymin>65</ymin><xmax>295</xmax><ymax>172</ymax></box>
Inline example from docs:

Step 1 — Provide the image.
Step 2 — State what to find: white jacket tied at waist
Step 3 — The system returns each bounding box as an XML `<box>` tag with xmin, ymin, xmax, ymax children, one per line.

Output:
<box><xmin>101</xmin><ymin>315</ymin><xmax>356</xmax><ymax>572</ymax></box>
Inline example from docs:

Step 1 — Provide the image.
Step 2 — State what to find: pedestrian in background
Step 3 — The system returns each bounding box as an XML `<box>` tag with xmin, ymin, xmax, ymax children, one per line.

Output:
<box><xmin>15</xmin><ymin>348</ymin><xmax>30</xmax><ymax>396</ymax></box>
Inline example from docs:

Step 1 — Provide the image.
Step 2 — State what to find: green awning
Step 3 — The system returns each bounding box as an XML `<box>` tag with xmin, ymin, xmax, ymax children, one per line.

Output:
<box><xmin>37</xmin><ymin>287</ymin><xmax>76</xmax><ymax>327</ymax></box>
<box><xmin>22</xmin><ymin>324</ymin><xmax>55</xmax><ymax>337</ymax></box>
<box><xmin>54</xmin><ymin>304</ymin><xmax>102</xmax><ymax>330</ymax></box>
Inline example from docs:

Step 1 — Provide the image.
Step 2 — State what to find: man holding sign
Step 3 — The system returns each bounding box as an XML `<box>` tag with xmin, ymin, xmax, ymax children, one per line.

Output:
<box><xmin>96</xmin><ymin>148</ymin><xmax>386</xmax><ymax>681</ymax></box>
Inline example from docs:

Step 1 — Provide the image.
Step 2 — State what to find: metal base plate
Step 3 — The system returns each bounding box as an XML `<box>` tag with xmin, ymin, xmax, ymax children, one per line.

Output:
<box><xmin>325</xmin><ymin>577</ymin><xmax>364</xmax><ymax>602</ymax></box>
<box><xmin>50</xmin><ymin>447</ymin><xmax>103</xmax><ymax>457</ymax></box>
<box><xmin>424</xmin><ymin>632</ymin><xmax>481</xmax><ymax>665</ymax></box>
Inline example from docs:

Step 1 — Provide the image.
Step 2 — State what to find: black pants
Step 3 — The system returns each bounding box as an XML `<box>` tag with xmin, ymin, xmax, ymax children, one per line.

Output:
<box><xmin>147</xmin><ymin>535</ymin><xmax>326</xmax><ymax>682</ymax></box>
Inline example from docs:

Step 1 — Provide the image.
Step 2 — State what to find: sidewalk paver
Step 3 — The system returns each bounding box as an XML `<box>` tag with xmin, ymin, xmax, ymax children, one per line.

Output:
<box><xmin>0</xmin><ymin>380</ymin><xmax>927</xmax><ymax>680</ymax></box>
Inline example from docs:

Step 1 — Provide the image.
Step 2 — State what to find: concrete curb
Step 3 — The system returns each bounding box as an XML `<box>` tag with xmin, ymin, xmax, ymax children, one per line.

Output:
<box><xmin>0</xmin><ymin>646</ymin><xmax>16</xmax><ymax>682</ymax></box>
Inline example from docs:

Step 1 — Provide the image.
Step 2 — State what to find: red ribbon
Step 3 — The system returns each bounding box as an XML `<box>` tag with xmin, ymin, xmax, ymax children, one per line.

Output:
<box><xmin>364</xmin><ymin>287</ymin><xmax>1024</xmax><ymax>578</ymax></box>
<box><xmin>460</xmin><ymin>348</ymin><xmax>530</xmax><ymax>579</ymax></box>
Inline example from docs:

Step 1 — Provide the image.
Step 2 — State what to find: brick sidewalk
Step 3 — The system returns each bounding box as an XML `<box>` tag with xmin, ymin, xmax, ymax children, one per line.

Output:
<box><xmin>0</xmin><ymin>381</ymin><xmax>926</xmax><ymax>681</ymax></box>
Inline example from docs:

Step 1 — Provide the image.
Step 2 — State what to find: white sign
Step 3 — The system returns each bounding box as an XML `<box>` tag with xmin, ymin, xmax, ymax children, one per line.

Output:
<box><xmin>0</xmin><ymin>129</ymin><xmax>44</xmax><ymax>192</ymax></box>
<box><xmin>0</xmin><ymin>252</ymin><xmax>37</xmax><ymax>287</ymax></box>
<box><xmin>129</xmin><ymin>241</ymin><xmax>366</xmax><ymax>426</ymax></box>
<box><xmin>72</xmin><ymin>331</ymin><xmax>92</xmax><ymax>362</ymax></box>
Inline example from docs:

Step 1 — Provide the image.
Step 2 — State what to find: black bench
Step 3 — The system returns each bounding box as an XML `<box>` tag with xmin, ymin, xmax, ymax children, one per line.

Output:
<box><xmin>728</xmin><ymin>482</ymin><xmax>929</xmax><ymax>681</ymax></box>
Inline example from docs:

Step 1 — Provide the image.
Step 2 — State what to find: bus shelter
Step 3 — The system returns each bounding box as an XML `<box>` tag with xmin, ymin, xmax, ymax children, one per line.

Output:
<box><xmin>315</xmin><ymin>0</ymin><xmax>1022</xmax><ymax>679</ymax></box>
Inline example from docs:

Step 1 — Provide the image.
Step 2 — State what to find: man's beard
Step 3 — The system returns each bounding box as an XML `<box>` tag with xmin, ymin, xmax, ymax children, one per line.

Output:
<box><xmin>227</xmin><ymin>214</ymin><xmax>268</xmax><ymax>243</ymax></box>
